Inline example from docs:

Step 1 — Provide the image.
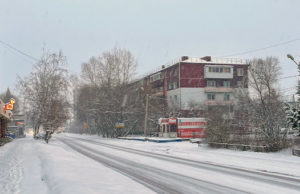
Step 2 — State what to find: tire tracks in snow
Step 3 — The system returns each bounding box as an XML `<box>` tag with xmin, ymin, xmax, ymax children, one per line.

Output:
<box><xmin>59</xmin><ymin>138</ymin><xmax>248</xmax><ymax>194</ymax></box>
<box><xmin>65</xmin><ymin>136</ymin><xmax>300</xmax><ymax>192</ymax></box>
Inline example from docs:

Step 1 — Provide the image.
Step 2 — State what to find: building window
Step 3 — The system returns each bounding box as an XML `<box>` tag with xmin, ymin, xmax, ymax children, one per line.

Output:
<box><xmin>224</xmin><ymin>93</ymin><xmax>230</xmax><ymax>101</ymax></box>
<box><xmin>237</xmin><ymin>68</ymin><xmax>244</xmax><ymax>76</ymax></box>
<box><xmin>223</xmin><ymin>81</ymin><xmax>231</xmax><ymax>88</ymax></box>
<box><xmin>168</xmin><ymin>83</ymin><xmax>173</xmax><ymax>90</ymax></box>
<box><xmin>160</xmin><ymin>73</ymin><xmax>164</xmax><ymax>79</ymax></box>
<box><xmin>237</xmin><ymin>81</ymin><xmax>243</xmax><ymax>87</ymax></box>
<box><xmin>207</xmin><ymin>80</ymin><xmax>216</xmax><ymax>87</ymax></box>
<box><xmin>150</xmin><ymin>72</ymin><xmax>164</xmax><ymax>83</ymax></box>
<box><xmin>207</xmin><ymin>93</ymin><xmax>215</xmax><ymax>100</ymax></box>
<box><xmin>224</xmin><ymin>67</ymin><xmax>231</xmax><ymax>73</ymax></box>
<box><xmin>174</xmin><ymin>95</ymin><xmax>177</xmax><ymax>102</ymax></box>
<box><xmin>173</xmin><ymin>82</ymin><xmax>178</xmax><ymax>89</ymax></box>
<box><xmin>170</xmin><ymin>124</ymin><xmax>177</xmax><ymax>132</ymax></box>
<box><xmin>208</xmin><ymin>66</ymin><xmax>231</xmax><ymax>73</ymax></box>
<box><xmin>174</xmin><ymin>68</ymin><xmax>178</xmax><ymax>76</ymax></box>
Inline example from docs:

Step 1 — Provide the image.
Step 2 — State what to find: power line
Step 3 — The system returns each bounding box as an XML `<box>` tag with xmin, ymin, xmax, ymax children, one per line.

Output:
<box><xmin>219</xmin><ymin>37</ymin><xmax>300</xmax><ymax>58</ymax></box>
<box><xmin>278</xmin><ymin>75</ymin><xmax>298</xmax><ymax>80</ymax></box>
<box><xmin>0</xmin><ymin>40</ymin><xmax>39</xmax><ymax>61</ymax></box>
<box><xmin>280</xmin><ymin>87</ymin><xmax>296</xmax><ymax>92</ymax></box>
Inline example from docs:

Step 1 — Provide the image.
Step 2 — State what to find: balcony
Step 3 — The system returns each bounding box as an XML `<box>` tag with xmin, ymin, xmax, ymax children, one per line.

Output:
<box><xmin>204</xmin><ymin>65</ymin><xmax>233</xmax><ymax>79</ymax></box>
<box><xmin>204</xmin><ymin>87</ymin><xmax>233</xmax><ymax>93</ymax></box>
<box><xmin>205</xmin><ymin>100</ymin><xmax>234</xmax><ymax>106</ymax></box>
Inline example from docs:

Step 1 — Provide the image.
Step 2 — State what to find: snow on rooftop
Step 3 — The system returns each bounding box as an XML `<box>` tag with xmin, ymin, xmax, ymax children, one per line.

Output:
<box><xmin>180</xmin><ymin>56</ymin><xmax>247</xmax><ymax>65</ymax></box>
<box><xmin>132</xmin><ymin>56</ymin><xmax>248</xmax><ymax>82</ymax></box>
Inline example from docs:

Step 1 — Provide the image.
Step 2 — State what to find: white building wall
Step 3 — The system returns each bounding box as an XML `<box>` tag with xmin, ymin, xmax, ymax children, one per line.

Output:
<box><xmin>167</xmin><ymin>88</ymin><xmax>206</xmax><ymax>110</ymax></box>
<box><xmin>180</xmin><ymin>88</ymin><xmax>206</xmax><ymax>109</ymax></box>
<box><xmin>167</xmin><ymin>88</ymin><xmax>247</xmax><ymax>110</ymax></box>
<box><xmin>167</xmin><ymin>88</ymin><xmax>181</xmax><ymax>110</ymax></box>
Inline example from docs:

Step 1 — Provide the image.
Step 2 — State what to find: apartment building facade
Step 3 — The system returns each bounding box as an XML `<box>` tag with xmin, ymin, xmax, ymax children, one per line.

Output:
<box><xmin>141</xmin><ymin>56</ymin><xmax>249</xmax><ymax>112</ymax></box>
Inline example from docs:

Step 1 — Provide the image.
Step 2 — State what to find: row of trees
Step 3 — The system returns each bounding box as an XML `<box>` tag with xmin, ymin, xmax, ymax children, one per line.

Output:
<box><xmin>71</xmin><ymin>48</ymin><xmax>164</xmax><ymax>137</ymax></box>
<box><xmin>14</xmin><ymin>47</ymin><xmax>162</xmax><ymax>139</ymax></box>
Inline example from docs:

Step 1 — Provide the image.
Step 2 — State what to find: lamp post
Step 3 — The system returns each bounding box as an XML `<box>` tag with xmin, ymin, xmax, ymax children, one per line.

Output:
<box><xmin>144</xmin><ymin>94</ymin><xmax>149</xmax><ymax>137</ymax></box>
<box><xmin>287</xmin><ymin>54</ymin><xmax>300</xmax><ymax>95</ymax></box>
<box><xmin>140</xmin><ymin>87</ymin><xmax>149</xmax><ymax>137</ymax></box>
<box><xmin>287</xmin><ymin>54</ymin><xmax>300</xmax><ymax>153</ymax></box>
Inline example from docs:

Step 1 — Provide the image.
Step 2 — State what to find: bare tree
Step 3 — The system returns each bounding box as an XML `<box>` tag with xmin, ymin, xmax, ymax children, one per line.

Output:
<box><xmin>73</xmin><ymin>48</ymin><xmax>139</xmax><ymax>137</ymax></box>
<box><xmin>18</xmin><ymin>50</ymin><xmax>70</xmax><ymax>139</ymax></box>
<box><xmin>206</xmin><ymin>106</ymin><xmax>232</xmax><ymax>143</ymax></box>
<box><xmin>235</xmin><ymin>57</ymin><xmax>287</xmax><ymax>151</ymax></box>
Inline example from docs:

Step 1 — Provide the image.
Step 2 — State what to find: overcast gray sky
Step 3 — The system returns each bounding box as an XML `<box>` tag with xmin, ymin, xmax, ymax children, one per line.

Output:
<box><xmin>1</xmin><ymin>0</ymin><xmax>300</xmax><ymax>99</ymax></box>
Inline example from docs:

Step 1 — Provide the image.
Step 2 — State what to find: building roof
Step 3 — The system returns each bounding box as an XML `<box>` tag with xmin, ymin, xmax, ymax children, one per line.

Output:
<box><xmin>133</xmin><ymin>56</ymin><xmax>248</xmax><ymax>82</ymax></box>
<box><xmin>180</xmin><ymin>56</ymin><xmax>248</xmax><ymax>65</ymax></box>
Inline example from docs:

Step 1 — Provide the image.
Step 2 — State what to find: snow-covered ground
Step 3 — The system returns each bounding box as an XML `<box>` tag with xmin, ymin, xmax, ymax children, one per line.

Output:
<box><xmin>0</xmin><ymin>135</ymin><xmax>154</xmax><ymax>194</ymax></box>
<box><xmin>1</xmin><ymin>133</ymin><xmax>300</xmax><ymax>194</ymax></box>
<box><xmin>64</xmin><ymin>133</ymin><xmax>300</xmax><ymax>178</ymax></box>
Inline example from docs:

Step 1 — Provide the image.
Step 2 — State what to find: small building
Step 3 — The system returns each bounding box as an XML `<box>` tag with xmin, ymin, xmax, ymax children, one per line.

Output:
<box><xmin>158</xmin><ymin>117</ymin><xmax>207</xmax><ymax>139</ymax></box>
<box><xmin>7</xmin><ymin>115</ymin><xmax>26</xmax><ymax>138</ymax></box>
<box><xmin>0</xmin><ymin>99</ymin><xmax>13</xmax><ymax>139</ymax></box>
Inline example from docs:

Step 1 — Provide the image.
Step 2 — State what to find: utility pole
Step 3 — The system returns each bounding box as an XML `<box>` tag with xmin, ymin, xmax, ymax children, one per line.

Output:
<box><xmin>293</xmin><ymin>94</ymin><xmax>297</xmax><ymax>109</ymax></box>
<box><xmin>144</xmin><ymin>94</ymin><xmax>149</xmax><ymax>137</ymax></box>
<box><xmin>121</xmin><ymin>94</ymin><xmax>128</xmax><ymax>123</ymax></box>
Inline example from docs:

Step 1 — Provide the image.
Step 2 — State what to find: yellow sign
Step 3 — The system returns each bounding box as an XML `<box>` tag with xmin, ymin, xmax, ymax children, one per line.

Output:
<box><xmin>115</xmin><ymin>123</ymin><xmax>125</xmax><ymax>128</ymax></box>
<box><xmin>4</xmin><ymin>98</ymin><xmax>16</xmax><ymax>111</ymax></box>
<box><xmin>83</xmin><ymin>123</ymin><xmax>88</xmax><ymax>129</ymax></box>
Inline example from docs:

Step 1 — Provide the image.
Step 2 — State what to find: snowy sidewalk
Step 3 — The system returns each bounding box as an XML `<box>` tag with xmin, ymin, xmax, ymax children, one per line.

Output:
<box><xmin>0</xmin><ymin>135</ymin><xmax>153</xmax><ymax>194</ymax></box>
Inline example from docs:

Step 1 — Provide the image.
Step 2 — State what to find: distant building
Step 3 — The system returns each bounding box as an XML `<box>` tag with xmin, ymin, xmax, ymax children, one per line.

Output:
<box><xmin>7</xmin><ymin>114</ymin><xmax>26</xmax><ymax>138</ymax></box>
<box><xmin>135</xmin><ymin>56</ymin><xmax>249</xmax><ymax>114</ymax></box>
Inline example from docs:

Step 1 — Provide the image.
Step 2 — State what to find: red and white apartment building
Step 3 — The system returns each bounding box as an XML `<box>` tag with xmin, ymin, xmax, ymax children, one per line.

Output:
<box><xmin>140</xmin><ymin>56</ymin><xmax>249</xmax><ymax>111</ymax></box>
<box><xmin>135</xmin><ymin>56</ymin><xmax>249</xmax><ymax>138</ymax></box>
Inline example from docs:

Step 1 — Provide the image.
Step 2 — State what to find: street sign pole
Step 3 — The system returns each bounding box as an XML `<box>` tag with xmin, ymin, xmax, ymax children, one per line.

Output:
<box><xmin>144</xmin><ymin>94</ymin><xmax>149</xmax><ymax>137</ymax></box>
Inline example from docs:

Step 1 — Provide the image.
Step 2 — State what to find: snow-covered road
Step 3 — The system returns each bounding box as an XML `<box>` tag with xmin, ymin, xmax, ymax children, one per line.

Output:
<box><xmin>1</xmin><ymin>134</ymin><xmax>300</xmax><ymax>194</ymax></box>
<box><xmin>59</xmin><ymin>137</ymin><xmax>246</xmax><ymax>194</ymax></box>
<box><xmin>58</xmin><ymin>135</ymin><xmax>300</xmax><ymax>194</ymax></box>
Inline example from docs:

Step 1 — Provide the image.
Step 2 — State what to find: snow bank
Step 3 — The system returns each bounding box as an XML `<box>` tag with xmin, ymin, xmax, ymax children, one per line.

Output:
<box><xmin>0</xmin><ymin>135</ymin><xmax>154</xmax><ymax>194</ymax></box>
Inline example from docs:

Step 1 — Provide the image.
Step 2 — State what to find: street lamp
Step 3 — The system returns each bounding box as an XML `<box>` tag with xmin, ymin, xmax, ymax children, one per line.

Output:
<box><xmin>287</xmin><ymin>54</ymin><xmax>300</xmax><ymax>95</ymax></box>
<box><xmin>287</xmin><ymin>54</ymin><xmax>300</xmax><ymax>66</ymax></box>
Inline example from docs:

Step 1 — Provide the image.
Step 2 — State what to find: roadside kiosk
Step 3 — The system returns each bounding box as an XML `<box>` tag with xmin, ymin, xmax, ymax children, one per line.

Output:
<box><xmin>0</xmin><ymin>99</ymin><xmax>13</xmax><ymax>140</ymax></box>
<box><xmin>158</xmin><ymin>117</ymin><xmax>207</xmax><ymax>139</ymax></box>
